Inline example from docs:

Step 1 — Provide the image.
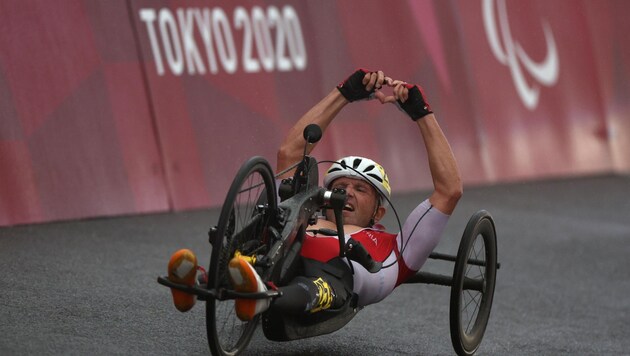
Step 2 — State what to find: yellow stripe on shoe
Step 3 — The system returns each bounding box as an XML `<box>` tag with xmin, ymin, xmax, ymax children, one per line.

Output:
<box><xmin>228</xmin><ymin>256</ymin><xmax>270</xmax><ymax>321</ymax></box>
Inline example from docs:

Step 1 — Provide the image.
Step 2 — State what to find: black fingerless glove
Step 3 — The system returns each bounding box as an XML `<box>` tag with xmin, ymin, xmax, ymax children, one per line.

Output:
<box><xmin>397</xmin><ymin>84</ymin><xmax>433</xmax><ymax>121</ymax></box>
<box><xmin>336</xmin><ymin>69</ymin><xmax>374</xmax><ymax>102</ymax></box>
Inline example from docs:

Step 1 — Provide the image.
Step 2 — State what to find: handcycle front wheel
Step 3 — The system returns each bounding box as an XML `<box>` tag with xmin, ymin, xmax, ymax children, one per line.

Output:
<box><xmin>206</xmin><ymin>156</ymin><xmax>277</xmax><ymax>356</ymax></box>
<box><xmin>449</xmin><ymin>210</ymin><xmax>498</xmax><ymax>356</ymax></box>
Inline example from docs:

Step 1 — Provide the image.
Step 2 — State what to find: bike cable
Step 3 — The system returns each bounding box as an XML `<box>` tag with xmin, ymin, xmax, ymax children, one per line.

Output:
<box><xmin>274</xmin><ymin>161</ymin><xmax>301</xmax><ymax>179</ymax></box>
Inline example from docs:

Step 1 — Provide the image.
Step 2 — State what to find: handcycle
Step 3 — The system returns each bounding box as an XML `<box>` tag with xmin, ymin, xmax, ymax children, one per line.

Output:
<box><xmin>158</xmin><ymin>124</ymin><xmax>499</xmax><ymax>356</ymax></box>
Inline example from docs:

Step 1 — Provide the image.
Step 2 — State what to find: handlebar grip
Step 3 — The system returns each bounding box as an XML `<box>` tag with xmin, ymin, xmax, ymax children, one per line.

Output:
<box><xmin>303</xmin><ymin>124</ymin><xmax>322</xmax><ymax>143</ymax></box>
<box><xmin>345</xmin><ymin>238</ymin><xmax>382</xmax><ymax>273</ymax></box>
<box><xmin>322</xmin><ymin>188</ymin><xmax>347</xmax><ymax>210</ymax></box>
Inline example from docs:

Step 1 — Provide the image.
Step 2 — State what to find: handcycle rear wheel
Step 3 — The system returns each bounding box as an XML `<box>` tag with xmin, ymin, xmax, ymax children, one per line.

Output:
<box><xmin>206</xmin><ymin>157</ymin><xmax>277</xmax><ymax>356</ymax></box>
<box><xmin>449</xmin><ymin>210</ymin><xmax>497</xmax><ymax>356</ymax></box>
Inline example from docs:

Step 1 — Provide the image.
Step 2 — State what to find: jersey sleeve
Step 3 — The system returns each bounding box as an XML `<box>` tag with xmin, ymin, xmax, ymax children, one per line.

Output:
<box><xmin>398</xmin><ymin>198</ymin><xmax>450</xmax><ymax>271</ymax></box>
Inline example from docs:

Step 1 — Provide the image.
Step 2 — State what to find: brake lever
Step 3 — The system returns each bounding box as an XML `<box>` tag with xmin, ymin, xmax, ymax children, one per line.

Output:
<box><xmin>325</xmin><ymin>188</ymin><xmax>382</xmax><ymax>272</ymax></box>
<box><xmin>345</xmin><ymin>238</ymin><xmax>382</xmax><ymax>273</ymax></box>
<box><xmin>324</xmin><ymin>188</ymin><xmax>348</xmax><ymax>258</ymax></box>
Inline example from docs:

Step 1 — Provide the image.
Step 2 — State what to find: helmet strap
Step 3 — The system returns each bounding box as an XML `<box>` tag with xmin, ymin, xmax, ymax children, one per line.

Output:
<box><xmin>369</xmin><ymin>200</ymin><xmax>381</xmax><ymax>227</ymax></box>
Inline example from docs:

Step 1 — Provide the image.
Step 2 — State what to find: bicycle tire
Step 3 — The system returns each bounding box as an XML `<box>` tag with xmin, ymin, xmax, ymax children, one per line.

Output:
<box><xmin>449</xmin><ymin>210</ymin><xmax>498</xmax><ymax>356</ymax></box>
<box><xmin>206</xmin><ymin>156</ymin><xmax>277</xmax><ymax>356</ymax></box>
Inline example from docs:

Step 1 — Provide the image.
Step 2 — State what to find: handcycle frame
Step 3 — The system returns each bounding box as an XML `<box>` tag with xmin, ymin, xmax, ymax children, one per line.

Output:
<box><xmin>158</xmin><ymin>126</ymin><xmax>499</xmax><ymax>356</ymax></box>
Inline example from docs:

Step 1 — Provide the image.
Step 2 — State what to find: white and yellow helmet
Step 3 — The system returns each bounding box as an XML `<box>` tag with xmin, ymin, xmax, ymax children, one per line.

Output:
<box><xmin>323</xmin><ymin>156</ymin><xmax>391</xmax><ymax>206</ymax></box>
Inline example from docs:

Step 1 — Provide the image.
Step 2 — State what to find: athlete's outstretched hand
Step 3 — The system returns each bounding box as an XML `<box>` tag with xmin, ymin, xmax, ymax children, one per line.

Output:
<box><xmin>377</xmin><ymin>80</ymin><xmax>433</xmax><ymax>121</ymax></box>
<box><xmin>337</xmin><ymin>69</ymin><xmax>391</xmax><ymax>102</ymax></box>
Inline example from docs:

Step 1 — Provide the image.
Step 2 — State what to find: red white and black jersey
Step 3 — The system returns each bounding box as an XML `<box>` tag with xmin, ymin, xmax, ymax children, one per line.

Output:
<box><xmin>301</xmin><ymin>199</ymin><xmax>449</xmax><ymax>307</ymax></box>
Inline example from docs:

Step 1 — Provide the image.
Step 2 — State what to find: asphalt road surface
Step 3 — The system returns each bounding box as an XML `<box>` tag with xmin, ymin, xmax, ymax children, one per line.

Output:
<box><xmin>1</xmin><ymin>174</ymin><xmax>628</xmax><ymax>355</ymax></box>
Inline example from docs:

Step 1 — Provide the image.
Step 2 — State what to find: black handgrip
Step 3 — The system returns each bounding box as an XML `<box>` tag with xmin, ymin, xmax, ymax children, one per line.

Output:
<box><xmin>345</xmin><ymin>238</ymin><xmax>382</xmax><ymax>273</ymax></box>
<box><xmin>324</xmin><ymin>188</ymin><xmax>347</xmax><ymax>211</ymax></box>
<box><xmin>303</xmin><ymin>124</ymin><xmax>322</xmax><ymax>143</ymax></box>
<box><xmin>321</xmin><ymin>187</ymin><xmax>348</xmax><ymax>258</ymax></box>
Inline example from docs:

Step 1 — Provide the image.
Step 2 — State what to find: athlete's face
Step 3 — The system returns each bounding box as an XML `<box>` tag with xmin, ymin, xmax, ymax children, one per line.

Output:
<box><xmin>325</xmin><ymin>177</ymin><xmax>385</xmax><ymax>227</ymax></box>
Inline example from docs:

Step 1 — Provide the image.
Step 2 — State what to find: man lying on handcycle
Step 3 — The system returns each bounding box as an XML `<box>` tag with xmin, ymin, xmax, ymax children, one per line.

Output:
<box><xmin>166</xmin><ymin>69</ymin><xmax>463</xmax><ymax>321</ymax></box>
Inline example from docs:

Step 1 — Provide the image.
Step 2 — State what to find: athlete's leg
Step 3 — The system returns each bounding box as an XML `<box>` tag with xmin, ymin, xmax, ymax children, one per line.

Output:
<box><xmin>229</xmin><ymin>256</ymin><xmax>349</xmax><ymax>319</ymax></box>
<box><xmin>271</xmin><ymin>276</ymin><xmax>336</xmax><ymax>314</ymax></box>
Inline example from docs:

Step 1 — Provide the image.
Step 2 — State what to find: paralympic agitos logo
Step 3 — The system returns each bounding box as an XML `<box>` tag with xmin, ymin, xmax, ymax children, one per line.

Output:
<box><xmin>482</xmin><ymin>0</ymin><xmax>559</xmax><ymax>110</ymax></box>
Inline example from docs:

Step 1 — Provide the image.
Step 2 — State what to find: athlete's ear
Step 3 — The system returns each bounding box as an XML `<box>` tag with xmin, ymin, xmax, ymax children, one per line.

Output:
<box><xmin>373</xmin><ymin>205</ymin><xmax>386</xmax><ymax>223</ymax></box>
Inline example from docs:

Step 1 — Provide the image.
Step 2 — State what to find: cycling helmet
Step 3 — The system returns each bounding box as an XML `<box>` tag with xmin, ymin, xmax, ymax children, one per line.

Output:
<box><xmin>323</xmin><ymin>156</ymin><xmax>391</xmax><ymax>206</ymax></box>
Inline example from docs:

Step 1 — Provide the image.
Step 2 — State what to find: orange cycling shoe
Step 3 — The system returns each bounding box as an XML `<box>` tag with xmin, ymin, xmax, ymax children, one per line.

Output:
<box><xmin>167</xmin><ymin>249</ymin><xmax>199</xmax><ymax>312</ymax></box>
<box><xmin>228</xmin><ymin>256</ymin><xmax>270</xmax><ymax>321</ymax></box>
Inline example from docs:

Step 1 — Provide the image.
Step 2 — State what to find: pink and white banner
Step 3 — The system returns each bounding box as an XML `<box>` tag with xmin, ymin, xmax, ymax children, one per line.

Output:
<box><xmin>1</xmin><ymin>0</ymin><xmax>628</xmax><ymax>225</ymax></box>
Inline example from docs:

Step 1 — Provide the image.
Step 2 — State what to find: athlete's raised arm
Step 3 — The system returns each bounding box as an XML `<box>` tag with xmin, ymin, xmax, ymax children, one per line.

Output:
<box><xmin>391</xmin><ymin>81</ymin><xmax>462</xmax><ymax>215</ymax></box>
<box><xmin>276</xmin><ymin>69</ymin><xmax>389</xmax><ymax>178</ymax></box>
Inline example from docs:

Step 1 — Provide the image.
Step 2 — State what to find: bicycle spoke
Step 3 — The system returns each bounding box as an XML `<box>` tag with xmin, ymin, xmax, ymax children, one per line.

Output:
<box><xmin>466</xmin><ymin>235</ymin><xmax>486</xmax><ymax>287</ymax></box>
<box><xmin>462</xmin><ymin>290</ymin><xmax>480</xmax><ymax>311</ymax></box>
<box><xmin>462</xmin><ymin>290</ymin><xmax>481</xmax><ymax>333</ymax></box>
<box><xmin>462</xmin><ymin>238</ymin><xmax>484</xmax><ymax>336</ymax></box>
